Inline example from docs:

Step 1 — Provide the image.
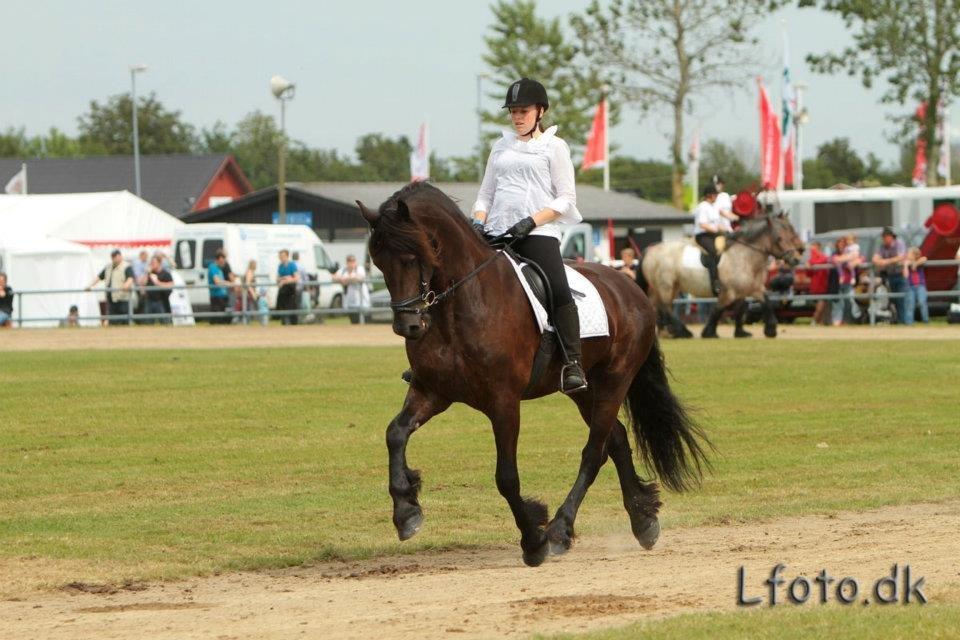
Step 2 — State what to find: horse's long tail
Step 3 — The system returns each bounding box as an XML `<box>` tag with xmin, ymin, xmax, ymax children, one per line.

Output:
<box><xmin>622</xmin><ymin>340</ymin><xmax>711</xmax><ymax>492</ymax></box>
<box><xmin>635</xmin><ymin>254</ymin><xmax>649</xmax><ymax>293</ymax></box>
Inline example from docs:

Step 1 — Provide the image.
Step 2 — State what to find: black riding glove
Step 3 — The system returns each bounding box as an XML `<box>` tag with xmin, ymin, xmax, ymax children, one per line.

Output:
<box><xmin>472</xmin><ymin>220</ymin><xmax>486</xmax><ymax>237</ymax></box>
<box><xmin>506</xmin><ymin>217</ymin><xmax>537</xmax><ymax>240</ymax></box>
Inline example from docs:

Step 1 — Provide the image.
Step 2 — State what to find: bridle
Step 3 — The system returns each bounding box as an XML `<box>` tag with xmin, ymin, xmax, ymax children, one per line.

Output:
<box><xmin>388</xmin><ymin>235</ymin><xmax>520</xmax><ymax>318</ymax></box>
<box><xmin>727</xmin><ymin>217</ymin><xmax>801</xmax><ymax>265</ymax></box>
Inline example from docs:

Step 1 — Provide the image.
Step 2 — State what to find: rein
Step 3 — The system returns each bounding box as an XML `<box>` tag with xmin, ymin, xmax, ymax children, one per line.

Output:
<box><xmin>388</xmin><ymin>234</ymin><xmax>520</xmax><ymax>316</ymax></box>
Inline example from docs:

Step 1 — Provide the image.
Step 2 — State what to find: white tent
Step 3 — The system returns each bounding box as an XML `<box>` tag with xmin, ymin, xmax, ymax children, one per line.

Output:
<box><xmin>0</xmin><ymin>234</ymin><xmax>99</xmax><ymax>327</ymax></box>
<box><xmin>0</xmin><ymin>191</ymin><xmax>183</xmax><ymax>266</ymax></box>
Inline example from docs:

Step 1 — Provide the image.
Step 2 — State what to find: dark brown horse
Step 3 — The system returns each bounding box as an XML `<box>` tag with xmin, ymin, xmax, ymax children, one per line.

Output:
<box><xmin>357</xmin><ymin>182</ymin><xmax>709</xmax><ymax>566</ymax></box>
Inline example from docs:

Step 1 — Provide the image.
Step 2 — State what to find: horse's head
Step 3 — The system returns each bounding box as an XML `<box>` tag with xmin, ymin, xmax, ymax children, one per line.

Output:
<box><xmin>763</xmin><ymin>212</ymin><xmax>805</xmax><ymax>266</ymax></box>
<box><xmin>358</xmin><ymin>197</ymin><xmax>439</xmax><ymax>339</ymax></box>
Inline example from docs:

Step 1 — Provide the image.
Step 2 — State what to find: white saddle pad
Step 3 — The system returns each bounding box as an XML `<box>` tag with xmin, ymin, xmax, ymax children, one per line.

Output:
<box><xmin>682</xmin><ymin>244</ymin><xmax>706</xmax><ymax>270</ymax></box>
<box><xmin>504</xmin><ymin>252</ymin><xmax>609</xmax><ymax>338</ymax></box>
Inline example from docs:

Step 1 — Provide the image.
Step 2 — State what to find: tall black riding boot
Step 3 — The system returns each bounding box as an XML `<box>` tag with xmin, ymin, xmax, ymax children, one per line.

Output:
<box><xmin>553</xmin><ymin>303</ymin><xmax>588</xmax><ymax>394</ymax></box>
<box><xmin>707</xmin><ymin>257</ymin><xmax>721</xmax><ymax>296</ymax></box>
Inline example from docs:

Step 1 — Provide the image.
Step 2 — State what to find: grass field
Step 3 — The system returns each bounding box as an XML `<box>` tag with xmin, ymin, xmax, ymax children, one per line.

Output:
<box><xmin>1</xmin><ymin>339</ymin><xmax>957</xmax><ymax>592</ymax></box>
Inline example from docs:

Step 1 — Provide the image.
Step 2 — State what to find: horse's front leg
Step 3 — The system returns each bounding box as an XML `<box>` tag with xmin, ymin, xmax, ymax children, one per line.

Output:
<box><xmin>489</xmin><ymin>400</ymin><xmax>550</xmax><ymax>567</ymax></box>
<box><xmin>733</xmin><ymin>300</ymin><xmax>752</xmax><ymax>338</ymax></box>
<box><xmin>762</xmin><ymin>293</ymin><xmax>778</xmax><ymax>338</ymax></box>
<box><xmin>387</xmin><ymin>385</ymin><xmax>449</xmax><ymax>541</ymax></box>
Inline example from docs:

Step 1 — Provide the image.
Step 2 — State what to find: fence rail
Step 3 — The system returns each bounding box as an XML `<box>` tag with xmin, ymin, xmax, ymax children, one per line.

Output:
<box><xmin>4</xmin><ymin>259</ymin><xmax>959</xmax><ymax>328</ymax></box>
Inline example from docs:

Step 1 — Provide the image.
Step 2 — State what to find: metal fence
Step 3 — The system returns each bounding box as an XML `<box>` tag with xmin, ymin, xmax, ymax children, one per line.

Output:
<box><xmin>4</xmin><ymin>259</ymin><xmax>959</xmax><ymax>328</ymax></box>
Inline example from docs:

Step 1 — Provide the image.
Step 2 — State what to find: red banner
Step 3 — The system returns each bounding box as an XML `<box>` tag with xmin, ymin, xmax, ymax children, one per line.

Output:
<box><xmin>581</xmin><ymin>98</ymin><xmax>607</xmax><ymax>171</ymax></box>
<box><xmin>758</xmin><ymin>78</ymin><xmax>781</xmax><ymax>189</ymax></box>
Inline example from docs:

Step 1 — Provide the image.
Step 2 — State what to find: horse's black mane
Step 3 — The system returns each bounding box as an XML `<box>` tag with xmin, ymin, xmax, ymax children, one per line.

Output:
<box><xmin>371</xmin><ymin>182</ymin><xmax>476</xmax><ymax>266</ymax></box>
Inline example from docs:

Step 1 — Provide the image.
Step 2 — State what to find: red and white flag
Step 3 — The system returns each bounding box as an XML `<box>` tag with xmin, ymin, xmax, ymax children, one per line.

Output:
<box><xmin>758</xmin><ymin>78</ymin><xmax>781</xmax><ymax>190</ymax></box>
<box><xmin>4</xmin><ymin>163</ymin><xmax>27</xmax><ymax>194</ymax></box>
<box><xmin>409</xmin><ymin>123</ymin><xmax>429</xmax><ymax>182</ymax></box>
<box><xmin>581</xmin><ymin>98</ymin><xmax>607</xmax><ymax>171</ymax></box>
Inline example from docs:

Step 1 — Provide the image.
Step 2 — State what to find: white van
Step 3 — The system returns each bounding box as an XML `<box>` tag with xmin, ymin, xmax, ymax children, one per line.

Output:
<box><xmin>171</xmin><ymin>224</ymin><xmax>343</xmax><ymax>310</ymax></box>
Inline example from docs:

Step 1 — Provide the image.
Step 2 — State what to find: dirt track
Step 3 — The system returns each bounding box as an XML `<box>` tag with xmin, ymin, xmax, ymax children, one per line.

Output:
<box><xmin>0</xmin><ymin>322</ymin><xmax>957</xmax><ymax>352</ymax></box>
<box><xmin>2</xmin><ymin>501</ymin><xmax>959</xmax><ymax>640</ymax></box>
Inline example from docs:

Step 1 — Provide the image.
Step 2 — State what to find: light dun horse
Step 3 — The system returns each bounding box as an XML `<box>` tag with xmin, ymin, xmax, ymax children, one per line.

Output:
<box><xmin>640</xmin><ymin>213</ymin><xmax>806</xmax><ymax>339</ymax></box>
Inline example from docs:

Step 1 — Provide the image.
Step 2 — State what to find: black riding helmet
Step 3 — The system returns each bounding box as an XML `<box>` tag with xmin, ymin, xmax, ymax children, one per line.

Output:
<box><xmin>502</xmin><ymin>78</ymin><xmax>549</xmax><ymax>111</ymax></box>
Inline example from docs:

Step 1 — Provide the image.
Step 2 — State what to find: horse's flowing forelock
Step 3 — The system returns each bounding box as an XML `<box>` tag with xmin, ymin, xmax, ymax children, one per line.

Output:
<box><xmin>371</xmin><ymin>182</ymin><xmax>476</xmax><ymax>268</ymax></box>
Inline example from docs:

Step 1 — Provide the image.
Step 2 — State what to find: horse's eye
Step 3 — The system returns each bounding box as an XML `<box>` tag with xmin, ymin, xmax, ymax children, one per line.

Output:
<box><xmin>400</xmin><ymin>254</ymin><xmax>416</xmax><ymax>264</ymax></box>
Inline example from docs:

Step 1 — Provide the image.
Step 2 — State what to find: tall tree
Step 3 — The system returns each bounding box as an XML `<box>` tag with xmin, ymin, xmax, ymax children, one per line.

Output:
<box><xmin>578</xmin><ymin>157</ymin><xmax>674</xmax><ymax>201</ymax></box>
<box><xmin>802</xmin><ymin>0</ymin><xmax>960</xmax><ymax>186</ymax></box>
<box><xmin>813</xmin><ymin>137</ymin><xmax>865</xmax><ymax>185</ymax></box>
<box><xmin>77</xmin><ymin>92</ymin><xmax>197</xmax><ymax>155</ymax></box>
<box><xmin>572</xmin><ymin>0</ymin><xmax>776</xmax><ymax>208</ymax></box>
<box><xmin>697</xmin><ymin>139</ymin><xmax>759</xmax><ymax>193</ymax></box>
<box><xmin>354</xmin><ymin>134</ymin><xmax>413</xmax><ymax>181</ymax></box>
<box><xmin>481</xmin><ymin>1</ymin><xmax>614</xmax><ymax>157</ymax></box>
<box><xmin>229</xmin><ymin>111</ymin><xmax>283</xmax><ymax>189</ymax></box>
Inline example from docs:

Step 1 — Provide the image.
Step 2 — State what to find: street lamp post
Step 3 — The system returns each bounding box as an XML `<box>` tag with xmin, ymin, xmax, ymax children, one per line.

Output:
<box><xmin>270</xmin><ymin>76</ymin><xmax>296</xmax><ymax>224</ymax></box>
<box><xmin>130</xmin><ymin>64</ymin><xmax>148</xmax><ymax>197</ymax></box>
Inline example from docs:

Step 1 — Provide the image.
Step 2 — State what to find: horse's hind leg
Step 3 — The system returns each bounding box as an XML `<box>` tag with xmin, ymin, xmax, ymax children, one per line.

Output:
<box><xmin>387</xmin><ymin>385</ymin><xmax>449</xmax><ymax>541</ymax></box>
<box><xmin>544</xmin><ymin>387</ymin><xmax>622</xmax><ymax>555</ymax></box>
<box><xmin>489</xmin><ymin>400</ymin><xmax>550</xmax><ymax>567</ymax></box>
<box><xmin>607</xmin><ymin>420</ymin><xmax>662</xmax><ymax>549</ymax></box>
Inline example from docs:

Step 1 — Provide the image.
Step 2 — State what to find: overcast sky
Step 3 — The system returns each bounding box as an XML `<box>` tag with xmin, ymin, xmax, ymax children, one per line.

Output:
<box><xmin>1</xmin><ymin>1</ymin><xmax>939</xmax><ymax>167</ymax></box>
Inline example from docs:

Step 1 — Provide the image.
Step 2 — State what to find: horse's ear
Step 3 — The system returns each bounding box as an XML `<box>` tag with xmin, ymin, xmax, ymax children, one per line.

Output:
<box><xmin>356</xmin><ymin>200</ymin><xmax>380</xmax><ymax>226</ymax></box>
<box><xmin>397</xmin><ymin>199</ymin><xmax>411</xmax><ymax>219</ymax></box>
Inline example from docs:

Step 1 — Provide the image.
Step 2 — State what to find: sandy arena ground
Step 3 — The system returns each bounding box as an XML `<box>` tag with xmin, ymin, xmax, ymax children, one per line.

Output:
<box><xmin>0</xmin><ymin>322</ymin><xmax>958</xmax><ymax>352</ymax></box>
<box><xmin>2</xmin><ymin>501</ymin><xmax>958</xmax><ymax>640</ymax></box>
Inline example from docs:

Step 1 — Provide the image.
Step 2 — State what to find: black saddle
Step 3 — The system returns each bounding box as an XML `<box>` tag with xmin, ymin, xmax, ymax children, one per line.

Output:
<box><xmin>504</xmin><ymin>246</ymin><xmax>555</xmax><ymax>315</ymax></box>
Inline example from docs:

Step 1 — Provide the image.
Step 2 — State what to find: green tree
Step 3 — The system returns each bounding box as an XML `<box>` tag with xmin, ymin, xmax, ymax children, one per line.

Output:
<box><xmin>199</xmin><ymin>121</ymin><xmax>233</xmax><ymax>154</ymax></box>
<box><xmin>354</xmin><ymin>134</ymin><xmax>412</xmax><ymax>181</ymax></box>
<box><xmin>800</xmin><ymin>158</ymin><xmax>837</xmax><ymax>188</ymax></box>
<box><xmin>802</xmin><ymin>0</ymin><xmax>960</xmax><ymax>186</ymax></box>
<box><xmin>0</xmin><ymin>127</ymin><xmax>31</xmax><ymax>156</ymax></box>
<box><xmin>229</xmin><ymin>111</ymin><xmax>282</xmax><ymax>189</ymax></box>
<box><xmin>813</xmin><ymin>137</ymin><xmax>865</xmax><ymax>185</ymax></box>
<box><xmin>481</xmin><ymin>1</ymin><xmax>614</xmax><ymax>158</ymax></box>
<box><xmin>697</xmin><ymin>140</ymin><xmax>759</xmax><ymax>194</ymax></box>
<box><xmin>578</xmin><ymin>157</ymin><xmax>674</xmax><ymax>202</ymax></box>
<box><xmin>572</xmin><ymin>0</ymin><xmax>778</xmax><ymax>208</ymax></box>
<box><xmin>77</xmin><ymin>92</ymin><xmax>197</xmax><ymax>155</ymax></box>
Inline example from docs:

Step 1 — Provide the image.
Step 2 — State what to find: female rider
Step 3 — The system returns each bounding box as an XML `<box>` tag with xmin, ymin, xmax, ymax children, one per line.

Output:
<box><xmin>472</xmin><ymin>78</ymin><xmax>586</xmax><ymax>394</ymax></box>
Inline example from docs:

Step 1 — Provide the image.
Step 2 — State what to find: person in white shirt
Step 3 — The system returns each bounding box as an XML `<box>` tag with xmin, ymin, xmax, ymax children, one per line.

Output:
<box><xmin>693</xmin><ymin>184</ymin><xmax>723</xmax><ymax>295</ymax></box>
<box><xmin>472</xmin><ymin>78</ymin><xmax>586</xmax><ymax>394</ymax></box>
<box><xmin>712</xmin><ymin>175</ymin><xmax>740</xmax><ymax>233</ymax></box>
<box><xmin>334</xmin><ymin>254</ymin><xmax>371</xmax><ymax>324</ymax></box>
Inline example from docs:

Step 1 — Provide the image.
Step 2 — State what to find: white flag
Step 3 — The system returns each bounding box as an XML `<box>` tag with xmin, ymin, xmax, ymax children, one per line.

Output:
<box><xmin>409</xmin><ymin>123</ymin><xmax>429</xmax><ymax>182</ymax></box>
<box><xmin>4</xmin><ymin>163</ymin><xmax>27</xmax><ymax>194</ymax></box>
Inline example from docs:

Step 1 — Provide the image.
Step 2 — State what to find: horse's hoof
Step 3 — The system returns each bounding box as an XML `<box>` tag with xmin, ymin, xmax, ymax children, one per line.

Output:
<box><xmin>734</xmin><ymin>329</ymin><xmax>752</xmax><ymax>338</ymax></box>
<box><xmin>701</xmin><ymin>331</ymin><xmax>719</xmax><ymax>339</ymax></box>
<box><xmin>396</xmin><ymin>511</ymin><xmax>423</xmax><ymax>541</ymax></box>
<box><xmin>546</xmin><ymin>521</ymin><xmax>573</xmax><ymax>556</ymax></box>
<box><xmin>674</xmin><ymin>330</ymin><xmax>694</xmax><ymax>339</ymax></box>
<box><xmin>633</xmin><ymin>518</ymin><xmax>661</xmax><ymax>550</ymax></box>
<box><xmin>764</xmin><ymin>327</ymin><xmax>777</xmax><ymax>338</ymax></box>
<box><xmin>522</xmin><ymin>537</ymin><xmax>550</xmax><ymax>567</ymax></box>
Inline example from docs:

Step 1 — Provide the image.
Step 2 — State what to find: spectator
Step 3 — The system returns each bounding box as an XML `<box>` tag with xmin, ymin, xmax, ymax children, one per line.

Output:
<box><xmin>618</xmin><ymin>247</ymin><xmax>638</xmax><ymax>280</ymax></box>
<box><xmin>240</xmin><ymin>259</ymin><xmax>259</xmax><ymax>321</ymax></box>
<box><xmin>208</xmin><ymin>250</ymin><xmax>231</xmax><ymax>324</ymax></box>
<box><xmin>805</xmin><ymin>241</ymin><xmax>830</xmax><ymax>326</ymax></box>
<box><xmin>257</xmin><ymin>287</ymin><xmax>270</xmax><ymax>326</ymax></box>
<box><xmin>872</xmin><ymin>227</ymin><xmax>907</xmax><ymax>323</ymax></box>
<box><xmin>334</xmin><ymin>254</ymin><xmax>371</xmax><ymax>324</ymax></box>
<box><xmin>830</xmin><ymin>236</ymin><xmax>862</xmax><ymax>325</ymax></box>
<box><xmin>220</xmin><ymin>249</ymin><xmax>239</xmax><ymax>313</ymax></box>
<box><xmin>902</xmin><ymin>247</ymin><xmax>929</xmax><ymax>325</ymax></box>
<box><xmin>144</xmin><ymin>255</ymin><xmax>174</xmax><ymax>324</ymax></box>
<box><xmin>87</xmin><ymin>249</ymin><xmax>134</xmax><ymax>326</ymax></box>
<box><xmin>0</xmin><ymin>272</ymin><xmax>12</xmax><ymax>328</ymax></box>
<box><xmin>276</xmin><ymin>249</ymin><xmax>300</xmax><ymax>325</ymax></box>
<box><xmin>132</xmin><ymin>249</ymin><xmax>150</xmax><ymax>318</ymax></box>
<box><xmin>60</xmin><ymin>305</ymin><xmax>80</xmax><ymax>328</ymax></box>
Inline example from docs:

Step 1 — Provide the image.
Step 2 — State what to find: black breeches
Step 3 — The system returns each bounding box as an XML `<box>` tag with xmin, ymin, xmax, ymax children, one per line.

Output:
<box><xmin>695</xmin><ymin>232</ymin><xmax>718</xmax><ymax>259</ymax></box>
<box><xmin>513</xmin><ymin>235</ymin><xmax>573</xmax><ymax>308</ymax></box>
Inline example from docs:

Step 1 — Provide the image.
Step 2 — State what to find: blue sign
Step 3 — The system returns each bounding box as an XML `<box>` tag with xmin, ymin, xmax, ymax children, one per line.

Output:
<box><xmin>272</xmin><ymin>211</ymin><xmax>313</xmax><ymax>227</ymax></box>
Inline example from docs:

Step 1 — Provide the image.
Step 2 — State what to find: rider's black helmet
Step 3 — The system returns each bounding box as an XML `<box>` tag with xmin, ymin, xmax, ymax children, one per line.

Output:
<box><xmin>502</xmin><ymin>78</ymin><xmax>549</xmax><ymax>111</ymax></box>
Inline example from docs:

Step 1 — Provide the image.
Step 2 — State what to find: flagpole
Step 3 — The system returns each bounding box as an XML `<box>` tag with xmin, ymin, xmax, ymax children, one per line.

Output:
<box><xmin>602</xmin><ymin>85</ymin><xmax>610</xmax><ymax>192</ymax></box>
<box><xmin>21</xmin><ymin>163</ymin><xmax>27</xmax><ymax>195</ymax></box>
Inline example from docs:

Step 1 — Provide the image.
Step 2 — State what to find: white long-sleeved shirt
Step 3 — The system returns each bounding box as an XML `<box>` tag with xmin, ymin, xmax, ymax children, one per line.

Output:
<box><xmin>693</xmin><ymin>200</ymin><xmax>722</xmax><ymax>234</ymax></box>
<box><xmin>471</xmin><ymin>125</ymin><xmax>582</xmax><ymax>240</ymax></box>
